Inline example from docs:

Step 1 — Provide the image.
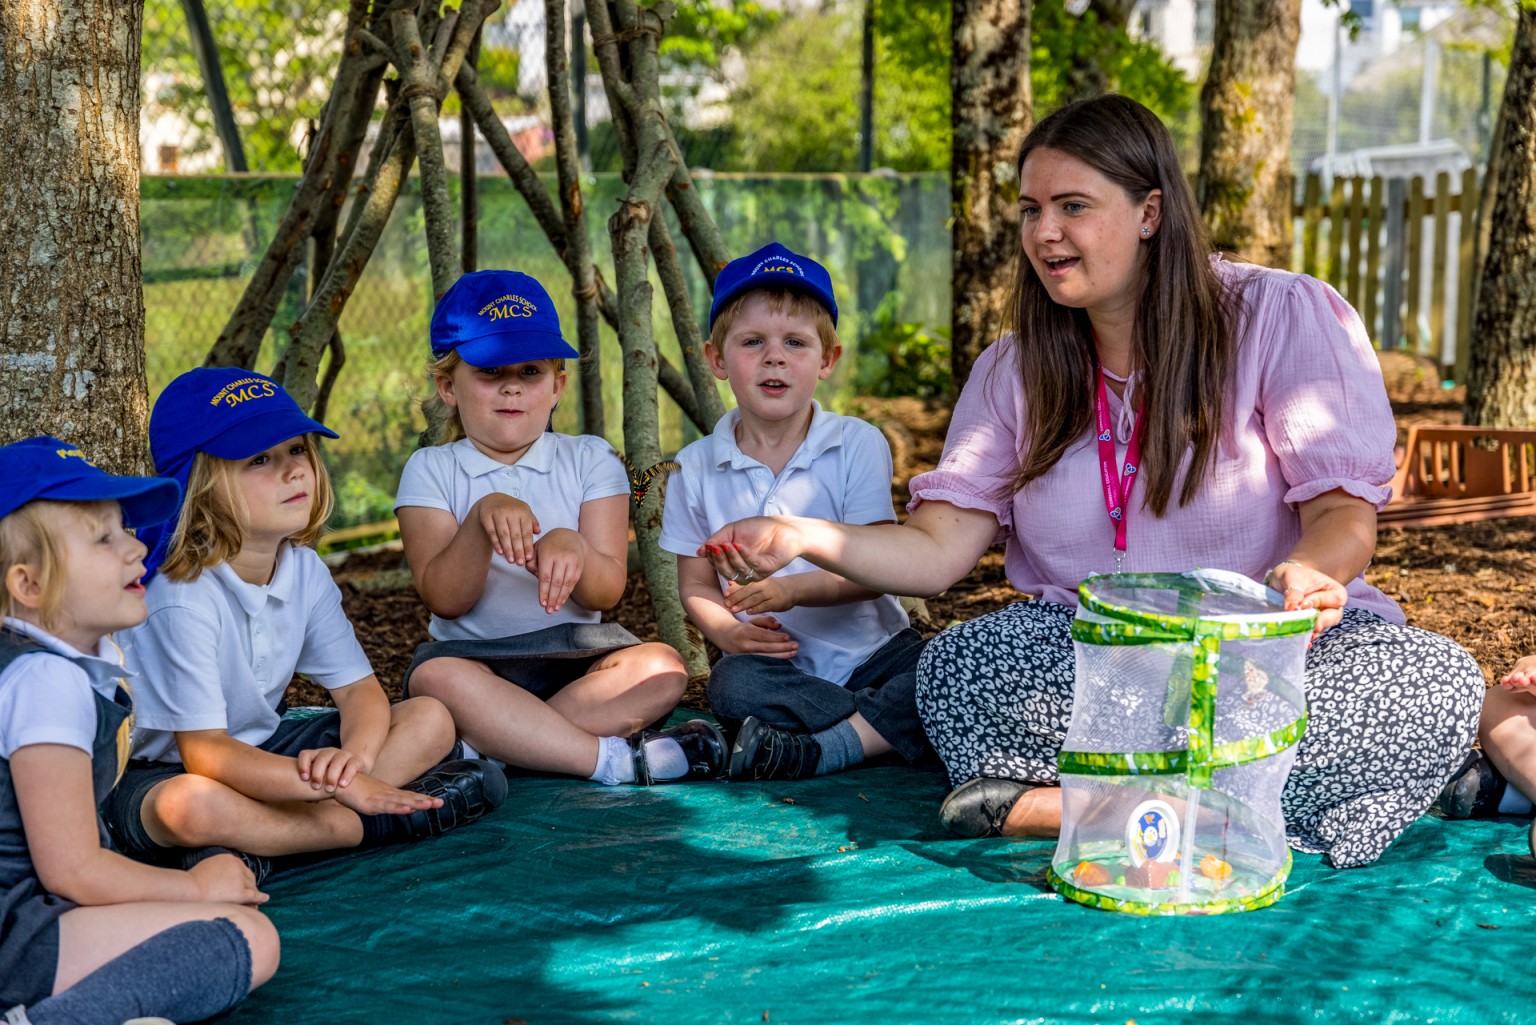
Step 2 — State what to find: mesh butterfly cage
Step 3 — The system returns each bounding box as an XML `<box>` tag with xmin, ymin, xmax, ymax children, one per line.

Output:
<box><xmin>1046</xmin><ymin>569</ymin><xmax>1315</xmax><ymax>915</ymax></box>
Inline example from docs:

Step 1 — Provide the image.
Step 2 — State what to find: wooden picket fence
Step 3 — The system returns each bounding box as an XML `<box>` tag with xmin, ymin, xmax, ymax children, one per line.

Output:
<box><xmin>1291</xmin><ymin>168</ymin><xmax>1481</xmax><ymax>382</ymax></box>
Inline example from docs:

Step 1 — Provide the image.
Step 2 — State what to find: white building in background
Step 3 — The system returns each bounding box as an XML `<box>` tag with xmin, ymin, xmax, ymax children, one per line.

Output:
<box><xmin>1129</xmin><ymin>0</ymin><xmax>1457</xmax><ymax>84</ymax></box>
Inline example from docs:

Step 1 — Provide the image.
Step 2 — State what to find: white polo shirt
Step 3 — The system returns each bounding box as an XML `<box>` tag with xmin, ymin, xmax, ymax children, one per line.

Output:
<box><xmin>659</xmin><ymin>403</ymin><xmax>909</xmax><ymax>686</ymax></box>
<box><xmin>0</xmin><ymin>619</ymin><xmax>127</xmax><ymax>759</ymax></box>
<box><xmin>394</xmin><ymin>432</ymin><xmax>630</xmax><ymax>642</ymax></box>
<box><xmin>126</xmin><ymin>544</ymin><xmax>374</xmax><ymax>763</ymax></box>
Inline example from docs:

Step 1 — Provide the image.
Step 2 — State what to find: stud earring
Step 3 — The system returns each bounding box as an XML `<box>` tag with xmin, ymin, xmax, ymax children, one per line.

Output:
<box><xmin>1140</xmin><ymin>227</ymin><xmax>1151</xmax><ymax>237</ymax></box>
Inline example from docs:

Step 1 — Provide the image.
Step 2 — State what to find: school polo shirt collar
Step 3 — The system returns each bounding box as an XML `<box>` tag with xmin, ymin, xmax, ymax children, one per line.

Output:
<box><xmin>708</xmin><ymin>402</ymin><xmax>844</xmax><ymax>471</ymax></box>
<box><xmin>2</xmin><ymin>616</ymin><xmax>133</xmax><ymax>694</ymax></box>
<box><xmin>209</xmin><ymin>542</ymin><xmax>301</xmax><ymax>617</ymax></box>
<box><xmin>449</xmin><ymin>433</ymin><xmax>559</xmax><ymax>479</ymax></box>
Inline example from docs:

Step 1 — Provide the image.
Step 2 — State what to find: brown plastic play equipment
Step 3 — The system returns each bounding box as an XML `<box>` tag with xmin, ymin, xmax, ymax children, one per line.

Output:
<box><xmin>1381</xmin><ymin>426</ymin><xmax>1536</xmax><ymax>528</ymax></box>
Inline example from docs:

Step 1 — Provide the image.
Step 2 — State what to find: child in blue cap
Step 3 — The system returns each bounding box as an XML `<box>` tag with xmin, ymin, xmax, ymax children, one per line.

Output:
<box><xmin>104</xmin><ymin>368</ymin><xmax>506</xmax><ymax>878</ymax></box>
<box><xmin>395</xmin><ymin>269</ymin><xmax>726</xmax><ymax>785</ymax></box>
<box><xmin>658</xmin><ymin>243</ymin><xmax>930</xmax><ymax>780</ymax></box>
<box><xmin>0</xmin><ymin>437</ymin><xmax>278</xmax><ymax>1025</ymax></box>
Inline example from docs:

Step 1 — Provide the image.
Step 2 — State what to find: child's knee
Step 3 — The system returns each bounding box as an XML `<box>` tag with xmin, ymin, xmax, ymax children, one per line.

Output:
<box><xmin>223</xmin><ymin>905</ymin><xmax>281</xmax><ymax>989</ymax></box>
<box><xmin>631</xmin><ymin>642</ymin><xmax>687</xmax><ymax>692</ymax></box>
<box><xmin>391</xmin><ymin>694</ymin><xmax>456</xmax><ymax>752</ymax></box>
<box><xmin>147</xmin><ymin>775</ymin><xmax>238</xmax><ymax>848</ymax></box>
<box><xmin>1481</xmin><ymin>684</ymin><xmax>1533</xmax><ymax>737</ymax></box>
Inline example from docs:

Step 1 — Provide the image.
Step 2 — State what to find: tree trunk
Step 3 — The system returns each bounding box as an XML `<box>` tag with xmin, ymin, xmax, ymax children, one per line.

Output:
<box><xmin>1465</xmin><ymin>3</ymin><xmax>1536</xmax><ymax>429</ymax></box>
<box><xmin>0</xmin><ymin>0</ymin><xmax>149</xmax><ymax>473</ymax></box>
<box><xmin>950</xmin><ymin>0</ymin><xmax>1031</xmax><ymax>392</ymax></box>
<box><xmin>1196</xmin><ymin>0</ymin><xmax>1300</xmax><ymax>267</ymax></box>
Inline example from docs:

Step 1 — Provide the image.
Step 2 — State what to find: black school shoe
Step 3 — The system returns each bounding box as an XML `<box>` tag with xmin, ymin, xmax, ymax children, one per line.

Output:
<box><xmin>1431</xmin><ymin>750</ymin><xmax>1507</xmax><ymax>819</ymax></box>
<box><xmin>360</xmin><ymin>758</ymin><xmax>508</xmax><ymax>848</ymax></box>
<box><xmin>727</xmin><ymin>716</ymin><xmax>821</xmax><ymax>782</ymax></box>
<box><xmin>629</xmin><ymin>719</ymin><xmax>728</xmax><ymax>784</ymax></box>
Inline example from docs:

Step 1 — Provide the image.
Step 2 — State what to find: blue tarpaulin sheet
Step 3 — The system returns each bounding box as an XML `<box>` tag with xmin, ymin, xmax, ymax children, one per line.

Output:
<box><xmin>231</xmin><ymin>739</ymin><xmax>1536</xmax><ymax>1025</ymax></box>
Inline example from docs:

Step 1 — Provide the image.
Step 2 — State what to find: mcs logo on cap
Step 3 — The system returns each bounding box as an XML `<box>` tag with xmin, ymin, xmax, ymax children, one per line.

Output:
<box><xmin>432</xmin><ymin>270</ymin><xmax>580</xmax><ymax>368</ymax></box>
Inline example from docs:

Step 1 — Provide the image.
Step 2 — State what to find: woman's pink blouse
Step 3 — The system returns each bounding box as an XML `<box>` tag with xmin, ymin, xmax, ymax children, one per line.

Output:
<box><xmin>909</xmin><ymin>257</ymin><xmax>1403</xmax><ymax>623</ymax></box>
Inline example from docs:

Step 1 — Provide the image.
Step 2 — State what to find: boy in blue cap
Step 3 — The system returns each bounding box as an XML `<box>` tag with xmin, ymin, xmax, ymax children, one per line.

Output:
<box><xmin>104</xmin><ymin>368</ymin><xmax>506</xmax><ymax>877</ymax></box>
<box><xmin>395</xmin><ymin>269</ymin><xmax>727</xmax><ymax>786</ymax></box>
<box><xmin>659</xmin><ymin>243</ymin><xmax>931</xmax><ymax>780</ymax></box>
<box><xmin>0</xmin><ymin>437</ymin><xmax>279</xmax><ymax>1024</ymax></box>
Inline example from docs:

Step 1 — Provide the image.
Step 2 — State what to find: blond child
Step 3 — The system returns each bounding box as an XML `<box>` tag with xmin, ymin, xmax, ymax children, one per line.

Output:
<box><xmin>395</xmin><ymin>270</ymin><xmax>725</xmax><ymax>786</ymax></box>
<box><xmin>658</xmin><ymin>243</ymin><xmax>930</xmax><ymax>781</ymax></box>
<box><xmin>104</xmin><ymin>369</ymin><xmax>505</xmax><ymax>876</ymax></box>
<box><xmin>0</xmin><ymin>436</ymin><xmax>278</xmax><ymax>1025</ymax></box>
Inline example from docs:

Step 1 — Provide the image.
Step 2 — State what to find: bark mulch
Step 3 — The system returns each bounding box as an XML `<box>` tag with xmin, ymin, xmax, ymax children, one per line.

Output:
<box><xmin>292</xmin><ymin>354</ymin><xmax>1534</xmax><ymax>707</ymax></box>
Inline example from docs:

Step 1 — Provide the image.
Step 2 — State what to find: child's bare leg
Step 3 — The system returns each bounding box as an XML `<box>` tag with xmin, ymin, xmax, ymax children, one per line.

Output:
<box><xmin>142</xmin><ymin>775</ymin><xmax>364</xmax><ymax>857</ymax></box>
<box><xmin>547</xmin><ymin>643</ymin><xmax>687</xmax><ymax>737</ymax></box>
<box><xmin>53</xmin><ymin>902</ymin><xmax>279</xmax><ymax>994</ymax></box>
<box><xmin>1480</xmin><ymin>684</ymin><xmax>1536</xmax><ymax>804</ymax></box>
<box><xmin>368</xmin><ymin>695</ymin><xmax>456</xmax><ymax>786</ymax></box>
<box><xmin>410</xmin><ymin>656</ymin><xmax>606</xmax><ymax>775</ymax></box>
<box><xmin>848</xmin><ymin>712</ymin><xmax>894</xmax><ymax>759</ymax></box>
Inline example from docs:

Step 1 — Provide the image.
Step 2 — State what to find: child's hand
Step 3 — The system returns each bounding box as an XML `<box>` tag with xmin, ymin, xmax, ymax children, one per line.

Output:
<box><xmin>721</xmin><ymin>616</ymin><xmax>799</xmax><ymax>659</ymax></box>
<box><xmin>1500</xmin><ymin>655</ymin><xmax>1536</xmax><ymax>691</ymax></box>
<box><xmin>724</xmin><ymin>576</ymin><xmax>796</xmax><ymax>616</ymax></box>
<box><xmin>187</xmin><ymin>853</ymin><xmax>268</xmax><ymax>906</ymax></box>
<box><xmin>474</xmin><ymin>493</ymin><xmax>541</xmax><ymax>566</ymax></box>
<box><xmin>296</xmin><ymin>746</ymin><xmax>372</xmax><ymax>792</ymax></box>
<box><xmin>331</xmin><ymin>772</ymin><xmax>444</xmax><ymax>817</ymax></box>
<box><xmin>524</xmin><ymin>528</ymin><xmax>588</xmax><ymax>613</ymax></box>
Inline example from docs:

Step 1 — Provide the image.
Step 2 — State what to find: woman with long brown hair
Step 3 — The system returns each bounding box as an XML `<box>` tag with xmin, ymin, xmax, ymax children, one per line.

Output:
<box><xmin>700</xmin><ymin>94</ymin><xmax>1483</xmax><ymax>868</ymax></box>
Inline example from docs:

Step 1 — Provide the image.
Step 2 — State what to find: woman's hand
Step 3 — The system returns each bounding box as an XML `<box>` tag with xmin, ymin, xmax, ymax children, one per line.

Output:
<box><xmin>723</xmin><ymin>576</ymin><xmax>797</xmax><ymax>616</ymax></box>
<box><xmin>526</xmin><ymin>527</ymin><xmax>587</xmax><ymax>613</ymax></box>
<box><xmin>700</xmin><ymin>517</ymin><xmax>805</xmax><ymax>583</ymax></box>
<box><xmin>1499</xmin><ymin>654</ymin><xmax>1536</xmax><ymax>691</ymax></box>
<box><xmin>474</xmin><ymin>493</ymin><xmax>541</xmax><ymax>566</ymax></box>
<box><xmin>1266</xmin><ymin>559</ymin><xmax>1348</xmax><ymax>637</ymax></box>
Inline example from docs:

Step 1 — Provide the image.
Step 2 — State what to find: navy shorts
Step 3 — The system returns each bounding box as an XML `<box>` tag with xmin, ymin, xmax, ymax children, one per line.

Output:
<box><xmin>402</xmin><ymin>621</ymin><xmax>645</xmax><ymax>701</ymax></box>
<box><xmin>103</xmin><ymin>710</ymin><xmax>343</xmax><ymax>863</ymax></box>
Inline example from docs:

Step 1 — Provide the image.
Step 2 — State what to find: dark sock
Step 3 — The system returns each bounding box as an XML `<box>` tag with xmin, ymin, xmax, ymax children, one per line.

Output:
<box><xmin>24</xmin><ymin>918</ymin><xmax>251</xmax><ymax>1025</ymax></box>
<box><xmin>809</xmin><ymin>719</ymin><xmax>864</xmax><ymax>776</ymax></box>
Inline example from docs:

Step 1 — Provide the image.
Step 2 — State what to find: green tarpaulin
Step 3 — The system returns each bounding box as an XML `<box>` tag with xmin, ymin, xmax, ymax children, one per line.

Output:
<box><xmin>231</xmin><ymin>726</ymin><xmax>1536</xmax><ymax>1025</ymax></box>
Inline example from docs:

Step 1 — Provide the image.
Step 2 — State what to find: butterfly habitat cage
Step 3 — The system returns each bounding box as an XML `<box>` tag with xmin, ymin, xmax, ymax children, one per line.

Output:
<box><xmin>1046</xmin><ymin>569</ymin><xmax>1315</xmax><ymax>915</ymax></box>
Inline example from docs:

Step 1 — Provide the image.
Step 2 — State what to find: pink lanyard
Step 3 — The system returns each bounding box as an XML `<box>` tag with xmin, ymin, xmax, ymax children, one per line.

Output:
<box><xmin>1094</xmin><ymin>368</ymin><xmax>1143</xmax><ymax>571</ymax></box>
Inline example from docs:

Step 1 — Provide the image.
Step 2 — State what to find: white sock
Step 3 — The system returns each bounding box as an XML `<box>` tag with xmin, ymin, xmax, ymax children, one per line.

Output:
<box><xmin>641</xmin><ymin>737</ymin><xmax>690</xmax><ymax>781</ymax></box>
<box><xmin>1498</xmin><ymin>787</ymin><xmax>1534</xmax><ymax>816</ymax></box>
<box><xmin>589</xmin><ymin>735</ymin><xmax>635</xmax><ymax>786</ymax></box>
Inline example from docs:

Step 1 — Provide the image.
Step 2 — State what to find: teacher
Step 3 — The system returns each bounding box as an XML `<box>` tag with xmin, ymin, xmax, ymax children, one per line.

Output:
<box><xmin>703</xmin><ymin>94</ymin><xmax>1483</xmax><ymax>867</ymax></box>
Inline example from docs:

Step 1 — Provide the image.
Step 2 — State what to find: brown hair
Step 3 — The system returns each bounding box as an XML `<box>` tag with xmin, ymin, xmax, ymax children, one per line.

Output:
<box><xmin>709</xmin><ymin>288</ymin><xmax>839</xmax><ymax>353</ymax></box>
<box><xmin>0</xmin><ymin>500</ymin><xmax>111</xmax><ymax>628</ymax></box>
<box><xmin>421</xmin><ymin>351</ymin><xmax>468</xmax><ymax>447</ymax></box>
<box><xmin>158</xmin><ymin>439</ymin><xmax>335</xmax><ymax>583</ymax></box>
<box><xmin>1005</xmin><ymin>94</ymin><xmax>1241</xmax><ymax>515</ymax></box>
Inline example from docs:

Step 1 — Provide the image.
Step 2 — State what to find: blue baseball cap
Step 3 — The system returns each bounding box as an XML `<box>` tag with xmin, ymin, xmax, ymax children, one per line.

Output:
<box><xmin>139</xmin><ymin>367</ymin><xmax>337</xmax><ymax>577</ymax></box>
<box><xmin>430</xmin><ymin>270</ymin><xmax>580</xmax><ymax>367</ymax></box>
<box><xmin>708</xmin><ymin>242</ymin><xmax>839</xmax><ymax>330</ymax></box>
<box><xmin>0</xmin><ymin>436</ymin><xmax>181</xmax><ymax>527</ymax></box>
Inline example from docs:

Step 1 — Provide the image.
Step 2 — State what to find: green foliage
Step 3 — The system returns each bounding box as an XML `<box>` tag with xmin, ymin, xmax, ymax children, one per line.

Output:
<box><xmin>720</xmin><ymin>0</ymin><xmax>1195</xmax><ymax>173</ymax></box>
<box><xmin>659</xmin><ymin>0</ymin><xmax>780</xmax><ymax>77</ymax></box>
<box><xmin>854</xmin><ymin>309</ymin><xmax>952</xmax><ymax>399</ymax></box>
<box><xmin>1030</xmin><ymin>0</ymin><xmax>1196</xmax><ymax>129</ymax></box>
<box><xmin>330</xmin><ymin>469</ymin><xmax>400</xmax><ymax>529</ymax></box>
<box><xmin>141</xmin><ymin>0</ymin><xmax>346</xmax><ymax>172</ymax></box>
<box><xmin>723</xmin><ymin>3</ymin><xmax>950</xmax><ymax>172</ymax></box>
